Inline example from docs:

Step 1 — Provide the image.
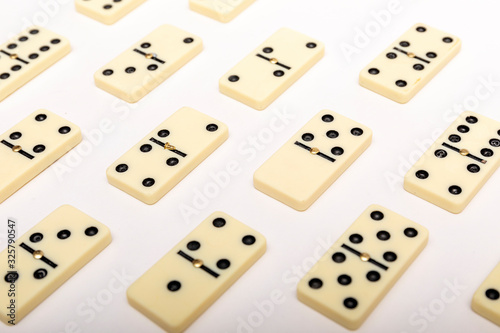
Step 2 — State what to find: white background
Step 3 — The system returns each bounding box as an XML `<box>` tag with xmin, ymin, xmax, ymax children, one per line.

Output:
<box><xmin>1</xmin><ymin>0</ymin><xmax>500</xmax><ymax>332</ymax></box>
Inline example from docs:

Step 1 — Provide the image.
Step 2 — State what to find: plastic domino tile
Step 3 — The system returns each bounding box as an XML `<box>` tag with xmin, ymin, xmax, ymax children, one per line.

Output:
<box><xmin>0</xmin><ymin>110</ymin><xmax>82</xmax><ymax>204</ymax></box>
<box><xmin>219</xmin><ymin>28</ymin><xmax>324</xmax><ymax>110</ymax></box>
<box><xmin>189</xmin><ymin>0</ymin><xmax>256</xmax><ymax>23</ymax></box>
<box><xmin>359</xmin><ymin>23</ymin><xmax>461</xmax><ymax>103</ymax></box>
<box><xmin>0</xmin><ymin>27</ymin><xmax>70</xmax><ymax>102</ymax></box>
<box><xmin>404</xmin><ymin>111</ymin><xmax>500</xmax><ymax>213</ymax></box>
<box><xmin>297</xmin><ymin>205</ymin><xmax>428</xmax><ymax>330</ymax></box>
<box><xmin>127</xmin><ymin>212</ymin><xmax>266</xmax><ymax>332</ymax></box>
<box><xmin>75</xmin><ymin>0</ymin><xmax>148</xmax><ymax>25</ymax></box>
<box><xmin>472</xmin><ymin>262</ymin><xmax>500</xmax><ymax>327</ymax></box>
<box><xmin>94</xmin><ymin>25</ymin><xmax>202</xmax><ymax>103</ymax></box>
<box><xmin>0</xmin><ymin>205</ymin><xmax>111</xmax><ymax>325</ymax></box>
<box><xmin>254</xmin><ymin>110</ymin><xmax>372</xmax><ymax>211</ymax></box>
<box><xmin>106</xmin><ymin>107</ymin><xmax>228</xmax><ymax>204</ymax></box>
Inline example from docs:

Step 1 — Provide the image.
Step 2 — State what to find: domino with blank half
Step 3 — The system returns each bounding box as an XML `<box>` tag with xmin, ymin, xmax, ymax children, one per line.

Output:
<box><xmin>254</xmin><ymin>110</ymin><xmax>371</xmax><ymax>211</ymax></box>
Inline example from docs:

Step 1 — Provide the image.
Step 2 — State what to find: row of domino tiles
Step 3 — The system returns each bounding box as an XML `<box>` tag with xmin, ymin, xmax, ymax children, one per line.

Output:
<box><xmin>2</xmin><ymin>107</ymin><xmax>499</xmax><ymax>211</ymax></box>
<box><xmin>0</xmin><ymin>107</ymin><xmax>499</xmax><ymax>331</ymax></box>
<box><xmin>1</xmin><ymin>204</ymin><xmax>500</xmax><ymax>332</ymax></box>
<box><xmin>0</xmin><ymin>22</ymin><xmax>461</xmax><ymax>106</ymax></box>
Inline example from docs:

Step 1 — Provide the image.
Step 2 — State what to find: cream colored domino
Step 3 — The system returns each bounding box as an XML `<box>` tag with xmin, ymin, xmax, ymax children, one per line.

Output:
<box><xmin>0</xmin><ymin>205</ymin><xmax>111</xmax><ymax>325</ymax></box>
<box><xmin>472</xmin><ymin>262</ymin><xmax>500</xmax><ymax>326</ymax></box>
<box><xmin>359</xmin><ymin>23</ymin><xmax>461</xmax><ymax>103</ymax></box>
<box><xmin>0</xmin><ymin>27</ymin><xmax>70</xmax><ymax>102</ymax></box>
<box><xmin>297</xmin><ymin>205</ymin><xmax>428</xmax><ymax>330</ymax></box>
<box><xmin>94</xmin><ymin>25</ymin><xmax>202</xmax><ymax>103</ymax></box>
<box><xmin>127</xmin><ymin>212</ymin><xmax>266</xmax><ymax>333</ymax></box>
<box><xmin>404</xmin><ymin>111</ymin><xmax>500</xmax><ymax>214</ymax></box>
<box><xmin>189</xmin><ymin>0</ymin><xmax>256</xmax><ymax>23</ymax></box>
<box><xmin>219</xmin><ymin>28</ymin><xmax>324</xmax><ymax>110</ymax></box>
<box><xmin>75</xmin><ymin>0</ymin><xmax>147</xmax><ymax>25</ymax></box>
<box><xmin>254</xmin><ymin>110</ymin><xmax>371</xmax><ymax>211</ymax></box>
<box><xmin>0</xmin><ymin>110</ymin><xmax>82</xmax><ymax>204</ymax></box>
<box><xmin>107</xmin><ymin>107</ymin><xmax>228</xmax><ymax>204</ymax></box>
